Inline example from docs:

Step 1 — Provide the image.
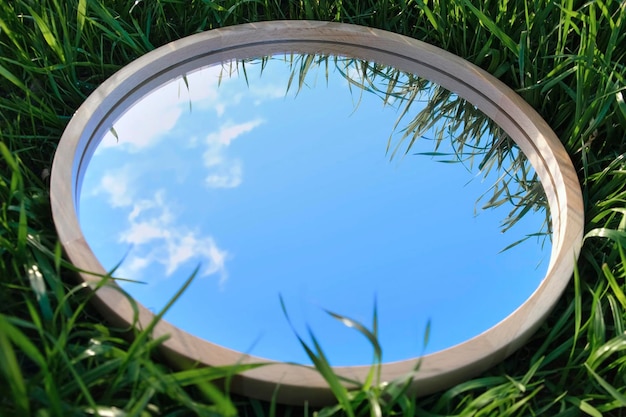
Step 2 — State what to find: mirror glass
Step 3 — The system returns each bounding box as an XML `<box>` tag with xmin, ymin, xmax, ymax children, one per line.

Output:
<box><xmin>79</xmin><ymin>54</ymin><xmax>551</xmax><ymax>366</ymax></box>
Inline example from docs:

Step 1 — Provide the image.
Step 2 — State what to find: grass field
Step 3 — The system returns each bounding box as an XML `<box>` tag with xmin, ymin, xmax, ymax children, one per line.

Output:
<box><xmin>1</xmin><ymin>0</ymin><xmax>625</xmax><ymax>415</ymax></box>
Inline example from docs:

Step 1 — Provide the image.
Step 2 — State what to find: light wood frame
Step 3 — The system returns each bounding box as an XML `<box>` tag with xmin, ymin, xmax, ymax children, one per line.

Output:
<box><xmin>51</xmin><ymin>21</ymin><xmax>584</xmax><ymax>406</ymax></box>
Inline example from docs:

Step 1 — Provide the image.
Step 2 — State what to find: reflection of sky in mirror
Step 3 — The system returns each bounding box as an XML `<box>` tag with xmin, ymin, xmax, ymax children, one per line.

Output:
<box><xmin>80</xmin><ymin>55</ymin><xmax>551</xmax><ymax>366</ymax></box>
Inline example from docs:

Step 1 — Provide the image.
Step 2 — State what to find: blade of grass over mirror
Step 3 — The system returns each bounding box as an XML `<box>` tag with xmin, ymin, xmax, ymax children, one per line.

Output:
<box><xmin>1</xmin><ymin>0</ymin><xmax>623</xmax><ymax>415</ymax></box>
<box><xmin>279</xmin><ymin>295</ymin><xmax>426</xmax><ymax>417</ymax></box>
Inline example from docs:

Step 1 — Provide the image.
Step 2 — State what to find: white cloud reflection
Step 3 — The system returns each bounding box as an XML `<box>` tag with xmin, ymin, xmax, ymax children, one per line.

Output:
<box><xmin>97</xmin><ymin>63</ymin><xmax>282</xmax><ymax>154</ymax></box>
<box><xmin>205</xmin><ymin>161</ymin><xmax>243</xmax><ymax>188</ymax></box>
<box><xmin>94</xmin><ymin>167</ymin><xmax>135</xmax><ymax>208</ymax></box>
<box><xmin>98</xmin><ymin>86</ymin><xmax>185</xmax><ymax>151</ymax></box>
<box><xmin>93</xmin><ymin>175</ymin><xmax>230</xmax><ymax>285</ymax></box>
<box><xmin>87</xmin><ymin>61</ymin><xmax>290</xmax><ymax>285</ymax></box>
<box><xmin>250</xmin><ymin>84</ymin><xmax>286</xmax><ymax>105</ymax></box>
<box><xmin>203</xmin><ymin>119</ymin><xmax>264</xmax><ymax>188</ymax></box>
<box><xmin>98</xmin><ymin>65</ymin><xmax>224</xmax><ymax>152</ymax></box>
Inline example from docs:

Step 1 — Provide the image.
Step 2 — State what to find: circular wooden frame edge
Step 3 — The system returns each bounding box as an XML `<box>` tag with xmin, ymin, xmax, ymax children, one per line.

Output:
<box><xmin>50</xmin><ymin>20</ymin><xmax>585</xmax><ymax>406</ymax></box>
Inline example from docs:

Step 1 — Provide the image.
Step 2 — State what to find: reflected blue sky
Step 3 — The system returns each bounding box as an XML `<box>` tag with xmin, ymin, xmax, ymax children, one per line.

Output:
<box><xmin>80</xmin><ymin>56</ymin><xmax>550</xmax><ymax>366</ymax></box>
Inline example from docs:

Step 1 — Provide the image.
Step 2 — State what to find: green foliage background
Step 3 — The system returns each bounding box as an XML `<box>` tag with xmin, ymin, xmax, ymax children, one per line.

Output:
<box><xmin>1</xmin><ymin>0</ymin><xmax>625</xmax><ymax>415</ymax></box>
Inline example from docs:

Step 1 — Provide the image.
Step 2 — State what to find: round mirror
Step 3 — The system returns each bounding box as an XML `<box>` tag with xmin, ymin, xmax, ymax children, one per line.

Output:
<box><xmin>80</xmin><ymin>54</ymin><xmax>551</xmax><ymax>366</ymax></box>
<box><xmin>51</xmin><ymin>21</ymin><xmax>584</xmax><ymax>405</ymax></box>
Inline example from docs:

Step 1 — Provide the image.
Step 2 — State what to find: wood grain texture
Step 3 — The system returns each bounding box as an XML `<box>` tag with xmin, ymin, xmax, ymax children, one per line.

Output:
<box><xmin>50</xmin><ymin>21</ymin><xmax>585</xmax><ymax>406</ymax></box>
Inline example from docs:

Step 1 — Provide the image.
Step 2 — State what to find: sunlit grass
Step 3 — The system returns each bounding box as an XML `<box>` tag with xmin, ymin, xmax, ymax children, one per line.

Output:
<box><xmin>1</xmin><ymin>0</ymin><xmax>625</xmax><ymax>415</ymax></box>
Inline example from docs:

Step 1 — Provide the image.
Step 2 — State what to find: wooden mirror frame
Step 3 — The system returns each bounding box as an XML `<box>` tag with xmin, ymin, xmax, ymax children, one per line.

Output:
<box><xmin>51</xmin><ymin>20</ymin><xmax>584</xmax><ymax>406</ymax></box>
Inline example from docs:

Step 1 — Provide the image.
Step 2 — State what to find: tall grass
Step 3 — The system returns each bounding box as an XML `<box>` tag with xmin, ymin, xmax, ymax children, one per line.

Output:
<box><xmin>1</xmin><ymin>0</ymin><xmax>625</xmax><ymax>415</ymax></box>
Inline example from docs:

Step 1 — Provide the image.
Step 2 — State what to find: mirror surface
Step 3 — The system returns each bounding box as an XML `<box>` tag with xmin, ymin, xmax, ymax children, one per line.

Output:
<box><xmin>79</xmin><ymin>54</ymin><xmax>551</xmax><ymax>366</ymax></box>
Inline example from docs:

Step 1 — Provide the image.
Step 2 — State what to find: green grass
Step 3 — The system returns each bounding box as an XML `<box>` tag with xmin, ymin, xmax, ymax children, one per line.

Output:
<box><xmin>1</xmin><ymin>0</ymin><xmax>625</xmax><ymax>415</ymax></box>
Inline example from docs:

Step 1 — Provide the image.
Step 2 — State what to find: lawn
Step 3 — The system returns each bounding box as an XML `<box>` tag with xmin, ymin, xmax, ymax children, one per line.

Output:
<box><xmin>1</xmin><ymin>0</ymin><xmax>625</xmax><ymax>416</ymax></box>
